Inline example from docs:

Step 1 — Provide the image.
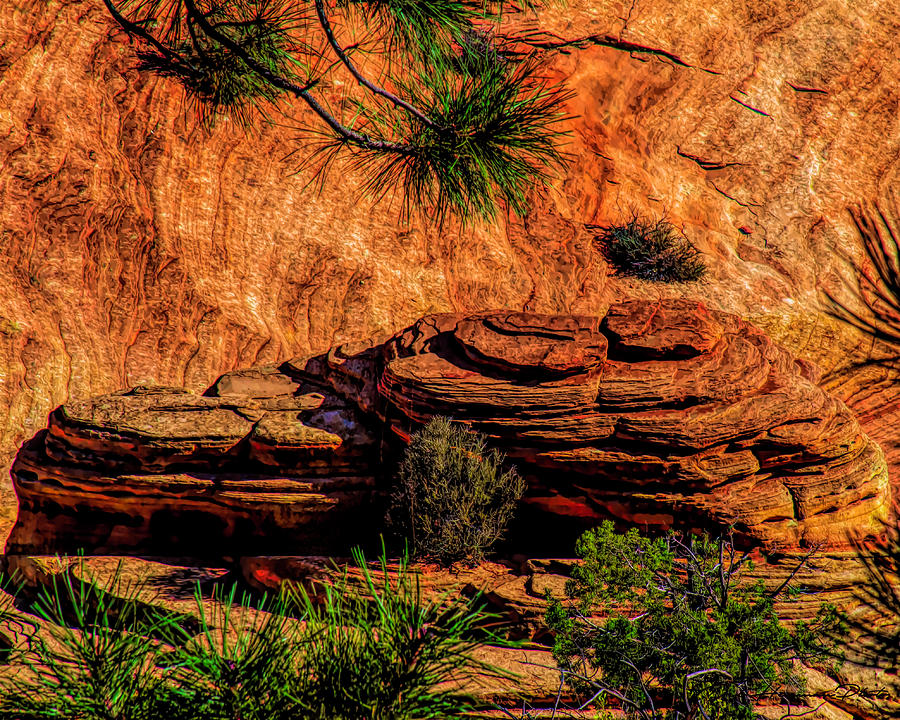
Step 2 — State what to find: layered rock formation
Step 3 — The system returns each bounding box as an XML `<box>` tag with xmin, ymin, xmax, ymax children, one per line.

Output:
<box><xmin>2</xmin><ymin>0</ymin><xmax>900</xmax><ymax>486</ymax></box>
<box><xmin>9</xmin><ymin>381</ymin><xmax>380</xmax><ymax>556</ymax></box>
<box><xmin>8</xmin><ymin>300</ymin><xmax>889</xmax><ymax>557</ymax></box>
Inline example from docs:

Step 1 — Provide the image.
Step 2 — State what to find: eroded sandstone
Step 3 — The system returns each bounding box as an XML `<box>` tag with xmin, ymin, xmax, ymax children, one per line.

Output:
<box><xmin>8</xmin><ymin>367</ymin><xmax>379</xmax><ymax>556</ymax></box>
<box><xmin>7</xmin><ymin>300</ymin><xmax>890</xmax><ymax>558</ymax></box>
<box><xmin>2</xmin><ymin>0</ymin><xmax>900</xmax><ymax>489</ymax></box>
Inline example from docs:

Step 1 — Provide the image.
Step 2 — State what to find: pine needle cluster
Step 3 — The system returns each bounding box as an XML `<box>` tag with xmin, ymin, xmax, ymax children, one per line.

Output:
<box><xmin>353</xmin><ymin>53</ymin><xmax>571</xmax><ymax>224</ymax></box>
<box><xmin>102</xmin><ymin>0</ymin><xmax>573</xmax><ymax>224</ymax></box>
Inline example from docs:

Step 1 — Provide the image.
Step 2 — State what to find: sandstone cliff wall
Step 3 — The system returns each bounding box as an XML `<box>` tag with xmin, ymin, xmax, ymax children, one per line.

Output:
<box><xmin>2</xmin><ymin>0</ymin><xmax>899</xmax><ymax>475</ymax></box>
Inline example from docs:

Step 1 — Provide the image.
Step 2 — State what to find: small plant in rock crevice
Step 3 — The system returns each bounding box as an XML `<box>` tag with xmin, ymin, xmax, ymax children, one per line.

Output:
<box><xmin>594</xmin><ymin>215</ymin><xmax>706</xmax><ymax>283</ymax></box>
<box><xmin>388</xmin><ymin>416</ymin><xmax>525</xmax><ymax>566</ymax></box>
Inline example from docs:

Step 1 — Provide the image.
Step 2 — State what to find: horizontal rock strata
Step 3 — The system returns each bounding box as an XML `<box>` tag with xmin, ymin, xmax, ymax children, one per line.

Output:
<box><xmin>8</xmin><ymin>380</ymin><xmax>379</xmax><ymax>557</ymax></box>
<box><xmin>375</xmin><ymin>301</ymin><xmax>890</xmax><ymax>550</ymax></box>
<box><xmin>7</xmin><ymin>299</ymin><xmax>891</xmax><ymax>556</ymax></box>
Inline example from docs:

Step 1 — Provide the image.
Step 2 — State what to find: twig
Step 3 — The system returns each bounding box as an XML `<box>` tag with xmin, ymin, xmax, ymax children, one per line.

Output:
<box><xmin>770</xmin><ymin>545</ymin><xmax>820</xmax><ymax>600</ymax></box>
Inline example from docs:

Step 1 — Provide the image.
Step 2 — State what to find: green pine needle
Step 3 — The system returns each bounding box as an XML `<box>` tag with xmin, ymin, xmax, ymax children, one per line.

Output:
<box><xmin>336</xmin><ymin>52</ymin><xmax>573</xmax><ymax>225</ymax></box>
<box><xmin>131</xmin><ymin>0</ymin><xmax>311</xmax><ymax>125</ymax></box>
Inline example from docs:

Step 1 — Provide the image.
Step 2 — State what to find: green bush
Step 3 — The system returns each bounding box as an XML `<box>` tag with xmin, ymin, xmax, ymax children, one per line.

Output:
<box><xmin>595</xmin><ymin>216</ymin><xmax>706</xmax><ymax>283</ymax></box>
<box><xmin>546</xmin><ymin>522</ymin><xmax>843</xmax><ymax>719</ymax></box>
<box><xmin>0</xmin><ymin>551</ymin><xmax>498</xmax><ymax>720</ymax></box>
<box><xmin>389</xmin><ymin>416</ymin><xmax>525</xmax><ymax>566</ymax></box>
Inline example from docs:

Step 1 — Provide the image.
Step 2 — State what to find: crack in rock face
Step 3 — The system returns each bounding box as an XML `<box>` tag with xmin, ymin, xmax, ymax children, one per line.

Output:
<box><xmin>6</xmin><ymin>299</ymin><xmax>890</xmax><ymax>560</ymax></box>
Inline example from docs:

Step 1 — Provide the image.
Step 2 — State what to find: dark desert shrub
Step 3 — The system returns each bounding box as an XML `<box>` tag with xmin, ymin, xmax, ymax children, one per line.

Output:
<box><xmin>389</xmin><ymin>416</ymin><xmax>525</xmax><ymax>566</ymax></box>
<box><xmin>595</xmin><ymin>216</ymin><xmax>706</xmax><ymax>282</ymax></box>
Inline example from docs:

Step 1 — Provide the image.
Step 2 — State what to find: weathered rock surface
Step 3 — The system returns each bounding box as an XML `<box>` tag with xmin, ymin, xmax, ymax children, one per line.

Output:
<box><xmin>237</xmin><ymin>549</ymin><xmax>876</xmax><ymax>639</ymax></box>
<box><xmin>8</xmin><ymin>300</ymin><xmax>890</xmax><ymax>557</ymax></box>
<box><xmin>0</xmin><ymin>550</ymin><xmax>894</xmax><ymax>718</ymax></box>
<box><xmin>8</xmin><ymin>376</ymin><xmax>380</xmax><ymax>556</ymax></box>
<box><xmin>376</xmin><ymin>302</ymin><xmax>890</xmax><ymax>550</ymax></box>
<box><xmin>2</xmin><ymin>0</ymin><xmax>900</xmax><ymax>489</ymax></box>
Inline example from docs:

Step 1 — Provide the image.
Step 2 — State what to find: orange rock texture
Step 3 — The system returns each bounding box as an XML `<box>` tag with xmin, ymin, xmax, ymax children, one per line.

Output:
<box><xmin>7</xmin><ymin>300</ymin><xmax>889</xmax><ymax>557</ymax></box>
<box><xmin>2</xmin><ymin>0</ymin><xmax>900</xmax><ymax>477</ymax></box>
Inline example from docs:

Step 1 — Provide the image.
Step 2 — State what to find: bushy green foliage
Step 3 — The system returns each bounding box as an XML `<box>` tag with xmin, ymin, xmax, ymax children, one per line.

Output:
<box><xmin>546</xmin><ymin>522</ymin><xmax>843</xmax><ymax>720</ymax></box>
<box><xmin>0</xmin><ymin>551</ymin><xmax>498</xmax><ymax>719</ymax></box>
<box><xmin>595</xmin><ymin>216</ymin><xmax>706</xmax><ymax>282</ymax></box>
<box><xmin>390</xmin><ymin>416</ymin><xmax>525</xmax><ymax>566</ymax></box>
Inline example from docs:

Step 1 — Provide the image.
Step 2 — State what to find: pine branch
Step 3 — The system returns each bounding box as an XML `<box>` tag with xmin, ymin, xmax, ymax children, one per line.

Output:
<box><xmin>102</xmin><ymin>0</ymin><xmax>195</xmax><ymax>73</ymax></box>
<box><xmin>180</xmin><ymin>0</ymin><xmax>413</xmax><ymax>152</ymax></box>
<box><xmin>313</xmin><ymin>0</ymin><xmax>438</xmax><ymax>127</ymax></box>
<box><xmin>101</xmin><ymin>0</ymin><xmax>573</xmax><ymax>222</ymax></box>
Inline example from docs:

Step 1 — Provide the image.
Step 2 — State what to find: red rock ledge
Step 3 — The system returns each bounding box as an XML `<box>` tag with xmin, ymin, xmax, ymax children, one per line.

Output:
<box><xmin>6</xmin><ymin>299</ymin><xmax>890</xmax><ymax>557</ymax></box>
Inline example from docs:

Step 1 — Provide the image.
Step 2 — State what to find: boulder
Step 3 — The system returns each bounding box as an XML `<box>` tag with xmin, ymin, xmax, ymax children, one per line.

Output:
<box><xmin>8</xmin><ymin>370</ymin><xmax>379</xmax><ymax>557</ymax></box>
<box><xmin>375</xmin><ymin>301</ymin><xmax>889</xmax><ymax>550</ymax></box>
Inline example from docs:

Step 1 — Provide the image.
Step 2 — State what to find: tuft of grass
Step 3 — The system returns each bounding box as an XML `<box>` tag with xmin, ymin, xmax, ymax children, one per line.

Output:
<box><xmin>0</xmin><ymin>563</ymin><xmax>188</xmax><ymax>720</ymax></box>
<box><xmin>595</xmin><ymin>216</ymin><xmax>706</xmax><ymax>283</ymax></box>
<box><xmin>0</xmin><ymin>551</ymin><xmax>501</xmax><ymax>719</ymax></box>
<box><xmin>166</xmin><ymin>583</ymin><xmax>302</xmax><ymax>720</ymax></box>
<box><xmin>290</xmin><ymin>547</ymin><xmax>505</xmax><ymax>719</ymax></box>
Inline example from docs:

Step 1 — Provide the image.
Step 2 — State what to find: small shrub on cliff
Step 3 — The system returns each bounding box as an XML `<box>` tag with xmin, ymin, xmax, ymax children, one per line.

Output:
<box><xmin>546</xmin><ymin>522</ymin><xmax>843</xmax><ymax>719</ymax></box>
<box><xmin>595</xmin><ymin>216</ymin><xmax>706</xmax><ymax>283</ymax></box>
<box><xmin>389</xmin><ymin>416</ymin><xmax>525</xmax><ymax>566</ymax></box>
